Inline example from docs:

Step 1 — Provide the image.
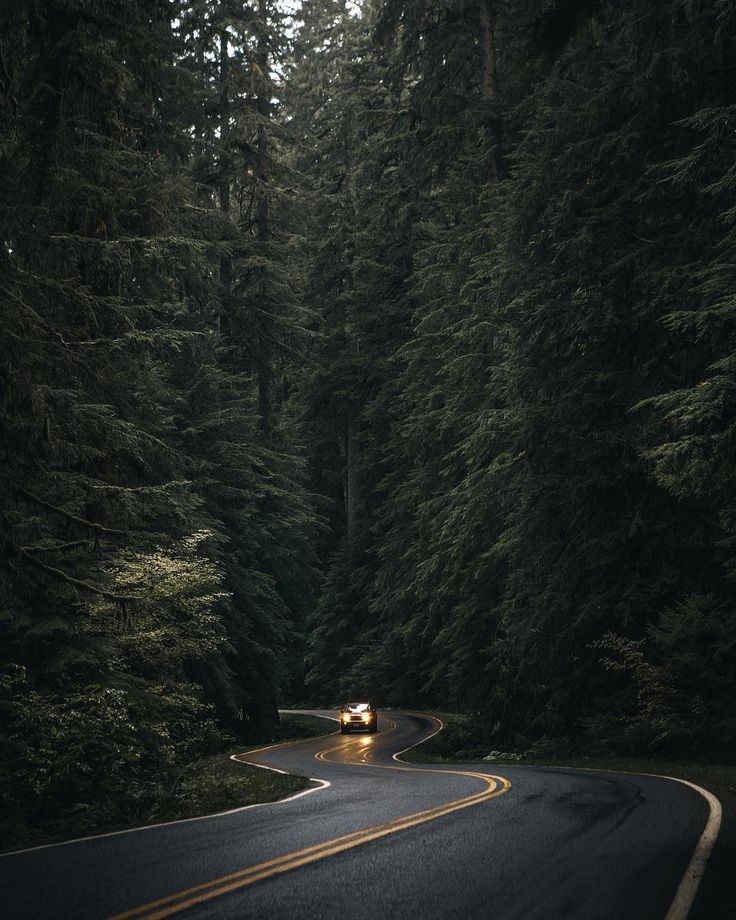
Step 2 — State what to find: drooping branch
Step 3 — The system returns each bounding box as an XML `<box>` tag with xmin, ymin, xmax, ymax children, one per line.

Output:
<box><xmin>18</xmin><ymin>488</ymin><xmax>129</xmax><ymax>536</ymax></box>
<box><xmin>19</xmin><ymin>548</ymin><xmax>140</xmax><ymax>603</ymax></box>
<box><xmin>2</xmin><ymin>510</ymin><xmax>137</xmax><ymax>603</ymax></box>
<box><xmin>20</xmin><ymin>539</ymin><xmax>89</xmax><ymax>554</ymax></box>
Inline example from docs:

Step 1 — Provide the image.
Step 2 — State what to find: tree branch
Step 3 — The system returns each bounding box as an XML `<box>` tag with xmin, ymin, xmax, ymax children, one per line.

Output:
<box><xmin>19</xmin><ymin>549</ymin><xmax>139</xmax><ymax>603</ymax></box>
<box><xmin>18</xmin><ymin>488</ymin><xmax>129</xmax><ymax>536</ymax></box>
<box><xmin>20</xmin><ymin>539</ymin><xmax>89</xmax><ymax>554</ymax></box>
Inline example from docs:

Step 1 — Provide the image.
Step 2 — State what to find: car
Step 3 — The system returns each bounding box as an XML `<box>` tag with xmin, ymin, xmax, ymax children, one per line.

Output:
<box><xmin>339</xmin><ymin>701</ymin><xmax>378</xmax><ymax>734</ymax></box>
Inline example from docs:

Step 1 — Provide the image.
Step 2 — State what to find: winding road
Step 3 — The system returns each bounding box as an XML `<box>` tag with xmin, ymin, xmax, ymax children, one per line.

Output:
<box><xmin>1</xmin><ymin>711</ymin><xmax>719</xmax><ymax>919</ymax></box>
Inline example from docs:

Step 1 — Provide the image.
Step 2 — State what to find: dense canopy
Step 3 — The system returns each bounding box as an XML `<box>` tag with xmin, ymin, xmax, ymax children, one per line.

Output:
<box><xmin>1</xmin><ymin>0</ymin><xmax>735</xmax><ymax>840</ymax></box>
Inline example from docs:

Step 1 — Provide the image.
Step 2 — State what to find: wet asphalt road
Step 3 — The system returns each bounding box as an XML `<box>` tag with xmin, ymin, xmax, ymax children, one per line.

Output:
<box><xmin>1</xmin><ymin>711</ymin><xmax>712</xmax><ymax>919</ymax></box>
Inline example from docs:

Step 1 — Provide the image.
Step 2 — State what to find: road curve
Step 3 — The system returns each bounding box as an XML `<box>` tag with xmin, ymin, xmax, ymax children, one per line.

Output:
<box><xmin>0</xmin><ymin>711</ymin><xmax>715</xmax><ymax>920</ymax></box>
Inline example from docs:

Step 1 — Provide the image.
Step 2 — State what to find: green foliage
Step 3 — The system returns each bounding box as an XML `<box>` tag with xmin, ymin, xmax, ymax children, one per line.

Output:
<box><xmin>4</xmin><ymin>0</ymin><xmax>736</xmax><ymax>847</ymax></box>
<box><xmin>269</xmin><ymin>711</ymin><xmax>335</xmax><ymax>742</ymax></box>
<box><xmin>0</xmin><ymin>668</ymin><xmax>226</xmax><ymax>846</ymax></box>
<box><xmin>296</xmin><ymin>0</ymin><xmax>736</xmax><ymax>761</ymax></box>
<box><xmin>594</xmin><ymin>595</ymin><xmax>736</xmax><ymax>757</ymax></box>
<box><xmin>0</xmin><ymin>0</ymin><xmax>318</xmax><ymax>843</ymax></box>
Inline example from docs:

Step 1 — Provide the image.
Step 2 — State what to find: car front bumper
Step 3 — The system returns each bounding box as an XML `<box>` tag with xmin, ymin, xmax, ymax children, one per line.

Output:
<box><xmin>341</xmin><ymin>718</ymin><xmax>377</xmax><ymax>731</ymax></box>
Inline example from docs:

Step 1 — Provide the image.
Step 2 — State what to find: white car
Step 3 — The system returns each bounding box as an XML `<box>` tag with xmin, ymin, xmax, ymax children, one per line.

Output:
<box><xmin>339</xmin><ymin>701</ymin><xmax>378</xmax><ymax>734</ymax></box>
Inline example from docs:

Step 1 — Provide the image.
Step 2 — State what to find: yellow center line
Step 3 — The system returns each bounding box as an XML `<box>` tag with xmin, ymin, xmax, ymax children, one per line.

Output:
<box><xmin>111</xmin><ymin>716</ymin><xmax>511</xmax><ymax>920</ymax></box>
<box><xmin>233</xmin><ymin>724</ymin><xmax>342</xmax><ymax>764</ymax></box>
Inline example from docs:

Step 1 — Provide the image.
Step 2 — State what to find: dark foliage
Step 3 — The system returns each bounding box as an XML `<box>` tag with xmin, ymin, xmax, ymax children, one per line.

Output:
<box><xmin>296</xmin><ymin>0</ymin><xmax>736</xmax><ymax>761</ymax></box>
<box><xmin>2</xmin><ymin>0</ymin><xmax>736</xmax><ymax>845</ymax></box>
<box><xmin>0</xmin><ymin>0</ymin><xmax>317</xmax><ymax>841</ymax></box>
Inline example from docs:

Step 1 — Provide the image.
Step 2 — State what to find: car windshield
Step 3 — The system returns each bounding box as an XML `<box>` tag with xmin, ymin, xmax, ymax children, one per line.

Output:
<box><xmin>344</xmin><ymin>702</ymin><xmax>371</xmax><ymax>712</ymax></box>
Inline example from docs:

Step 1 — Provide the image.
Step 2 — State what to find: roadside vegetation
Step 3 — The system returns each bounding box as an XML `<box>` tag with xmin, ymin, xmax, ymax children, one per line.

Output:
<box><xmin>3</xmin><ymin>0</ymin><xmax>736</xmax><ymax>859</ymax></box>
<box><xmin>0</xmin><ymin>712</ymin><xmax>333</xmax><ymax>855</ymax></box>
<box><xmin>404</xmin><ymin>711</ymin><xmax>736</xmax><ymax>920</ymax></box>
<box><xmin>403</xmin><ymin>712</ymin><xmax>736</xmax><ymax>816</ymax></box>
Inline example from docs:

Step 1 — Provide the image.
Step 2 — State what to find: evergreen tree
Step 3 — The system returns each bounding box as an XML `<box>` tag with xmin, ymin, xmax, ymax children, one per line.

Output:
<box><xmin>0</xmin><ymin>0</ymin><xmax>235</xmax><ymax>833</ymax></box>
<box><xmin>4</xmin><ymin>0</ymin><xmax>736</xmax><ymax>843</ymax></box>
<box><xmin>0</xmin><ymin>0</ymin><xmax>318</xmax><ymax>839</ymax></box>
<box><xmin>173</xmin><ymin>0</ymin><xmax>319</xmax><ymax>733</ymax></box>
<box><xmin>296</xmin><ymin>0</ymin><xmax>736</xmax><ymax>754</ymax></box>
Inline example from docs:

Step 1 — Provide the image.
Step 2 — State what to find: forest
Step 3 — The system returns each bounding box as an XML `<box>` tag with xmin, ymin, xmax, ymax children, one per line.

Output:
<box><xmin>2</xmin><ymin>0</ymin><xmax>735</xmax><ymax>840</ymax></box>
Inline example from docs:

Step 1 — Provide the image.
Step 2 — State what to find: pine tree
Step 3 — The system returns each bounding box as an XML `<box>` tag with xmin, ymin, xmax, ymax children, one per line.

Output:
<box><xmin>173</xmin><ymin>0</ymin><xmax>319</xmax><ymax>733</ymax></box>
<box><xmin>0</xmin><ymin>0</ymin><xmax>238</xmax><ymax>835</ymax></box>
<box><xmin>295</xmin><ymin>0</ymin><xmax>736</xmax><ymax>752</ymax></box>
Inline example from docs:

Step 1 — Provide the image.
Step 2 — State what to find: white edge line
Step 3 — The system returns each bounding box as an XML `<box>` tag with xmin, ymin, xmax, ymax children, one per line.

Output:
<box><xmin>513</xmin><ymin>760</ymin><xmax>722</xmax><ymax>920</ymax></box>
<box><xmin>392</xmin><ymin>713</ymin><xmax>444</xmax><ymax>763</ymax></box>
<box><xmin>393</xmin><ymin>715</ymin><xmax>721</xmax><ymax>920</ymax></box>
<box><xmin>1</xmin><ymin>716</ymin><xmax>338</xmax><ymax>859</ymax></box>
<box><xmin>658</xmin><ymin>775</ymin><xmax>722</xmax><ymax>920</ymax></box>
<box><xmin>9</xmin><ymin>710</ymin><xmax>712</xmax><ymax>919</ymax></box>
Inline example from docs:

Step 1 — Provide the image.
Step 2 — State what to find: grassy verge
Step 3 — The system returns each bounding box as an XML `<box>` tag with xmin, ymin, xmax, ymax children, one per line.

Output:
<box><xmin>399</xmin><ymin>711</ymin><xmax>491</xmax><ymax>763</ymax></box>
<box><xmin>402</xmin><ymin>711</ymin><xmax>736</xmax><ymax>818</ymax></box>
<box><xmin>269</xmin><ymin>711</ymin><xmax>337</xmax><ymax>744</ymax></box>
<box><xmin>1</xmin><ymin>711</ymin><xmax>335</xmax><ymax>855</ymax></box>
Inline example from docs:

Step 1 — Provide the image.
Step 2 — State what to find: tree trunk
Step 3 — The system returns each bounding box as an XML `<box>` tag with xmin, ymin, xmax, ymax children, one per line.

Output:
<box><xmin>342</xmin><ymin>124</ymin><xmax>360</xmax><ymax>555</ymax></box>
<box><xmin>256</xmin><ymin>0</ymin><xmax>271</xmax><ymax>436</ymax></box>
<box><xmin>219</xmin><ymin>27</ymin><xmax>231</xmax><ymax>296</ymax></box>
<box><xmin>345</xmin><ymin>414</ymin><xmax>359</xmax><ymax>555</ymax></box>
<box><xmin>479</xmin><ymin>1</ymin><xmax>506</xmax><ymax>182</ymax></box>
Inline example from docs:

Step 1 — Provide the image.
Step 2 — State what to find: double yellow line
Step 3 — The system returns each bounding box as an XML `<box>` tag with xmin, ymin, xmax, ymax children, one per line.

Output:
<box><xmin>112</xmin><ymin>722</ymin><xmax>510</xmax><ymax>919</ymax></box>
